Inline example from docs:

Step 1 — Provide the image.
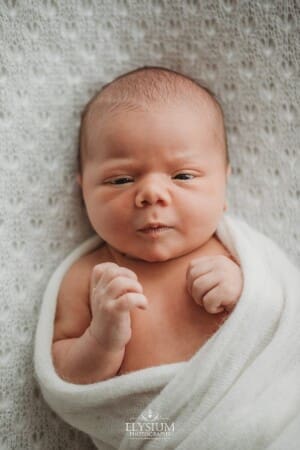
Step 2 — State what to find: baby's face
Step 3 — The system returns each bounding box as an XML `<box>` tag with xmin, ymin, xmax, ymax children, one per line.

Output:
<box><xmin>79</xmin><ymin>101</ymin><xmax>229</xmax><ymax>262</ymax></box>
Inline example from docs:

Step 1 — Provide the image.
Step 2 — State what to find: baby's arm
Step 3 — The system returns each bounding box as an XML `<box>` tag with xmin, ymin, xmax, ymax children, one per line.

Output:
<box><xmin>186</xmin><ymin>255</ymin><xmax>243</xmax><ymax>314</ymax></box>
<box><xmin>52</xmin><ymin>260</ymin><xmax>147</xmax><ymax>384</ymax></box>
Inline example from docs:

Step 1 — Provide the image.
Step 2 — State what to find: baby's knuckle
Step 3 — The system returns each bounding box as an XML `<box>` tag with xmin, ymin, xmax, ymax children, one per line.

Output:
<box><xmin>106</xmin><ymin>278</ymin><xmax>121</xmax><ymax>295</ymax></box>
<box><xmin>93</xmin><ymin>262</ymin><xmax>116</xmax><ymax>273</ymax></box>
<box><xmin>193</xmin><ymin>277</ymin><xmax>203</xmax><ymax>291</ymax></box>
<box><xmin>122</xmin><ymin>267</ymin><xmax>138</xmax><ymax>279</ymax></box>
<box><xmin>115</xmin><ymin>272</ymin><xmax>131</xmax><ymax>282</ymax></box>
<box><xmin>115</xmin><ymin>294</ymin><xmax>131</xmax><ymax>311</ymax></box>
<box><xmin>189</xmin><ymin>267</ymin><xmax>198</xmax><ymax>280</ymax></box>
<box><xmin>101</xmin><ymin>300</ymin><xmax>114</xmax><ymax>315</ymax></box>
<box><xmin>216</xmin><ymin>269</ymin><xmax>226</xmax><ymax>283</ymax></box>
<box><xmin>92</xmin><ymin>285</ymin><xmax>104</xmax><ymax>299</ymax></box>
<box><xmin>192</xmin><ymin>284</ymin><xmax>203</xmax><ymax>300</ymax></box>
<box><xmin>107</xmin><ymin>267</ymin><xmax>123</xmax><ymax>279</ymax></box>
<box><xmin>203</xmin><ymin>299</ymin><xmax>218</xmax><ymax>314</ymax></box>
<box><xmin>189</xmin><ymin>259</ymin><xmax>202</xmax><ymax>271</ymax></box>
<box><xmin>91</xmin><ymin>266</ymin><xmax>103</xmax><ymax>279</ymax></box>
<box><xmin>202</xmin><ymin>293</ymin><xmax>212</xmax><ymax>304</ymax></box>
<box><xmin>203</xmin><ymin>300</ymin><xmax>213</xmax><ymax>312</ymax></box>
<box><xmin>224</xmin><ymin>283</ymin><xmax>237</xmax><ymax>300</ymax></box>
<box><xmin>213</xmin><ymin>255</ymin><xmax>227</xmax><ymax>268</ymax></box>
<box><xmin>188</xmin><ymin>258</ymin><xmax>198</xmax><ymax>267</ymax></box>
<box><xmin>114</xmin><ymin>277</ymin><xmax>135</xmax><ymax>294</ymax></box>
<box><xmin>123</xmin><ymin>278</ymin><xmax>142</xmax><ymax>293</ymax></box>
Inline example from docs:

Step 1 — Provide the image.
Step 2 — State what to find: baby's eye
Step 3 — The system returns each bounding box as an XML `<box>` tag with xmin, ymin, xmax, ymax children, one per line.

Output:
<box><xmin>173</xmin><ymin>173</ymin><xmax>195</xmax><ymax>180</ymax></box>
<box><xmin>108</xmin><ymin>176</ymin><xmax>134</xmax><ymax>185</ymax></box>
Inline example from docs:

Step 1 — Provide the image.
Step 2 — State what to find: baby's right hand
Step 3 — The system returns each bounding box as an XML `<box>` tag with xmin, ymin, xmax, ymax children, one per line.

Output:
<box><xmin>89</xmin><ymin>262</ymin><xmax>148</xmax><ymax>352</ymax></box>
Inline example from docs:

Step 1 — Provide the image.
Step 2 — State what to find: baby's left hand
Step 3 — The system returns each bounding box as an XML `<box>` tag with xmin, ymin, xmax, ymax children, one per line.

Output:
<box><xmin>186</xmin><ymin>255</ymin><xmax>243</xmax><ymax>314</ymax></box>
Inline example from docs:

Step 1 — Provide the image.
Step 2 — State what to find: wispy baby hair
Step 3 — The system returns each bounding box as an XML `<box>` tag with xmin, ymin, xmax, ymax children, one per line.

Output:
<box><xmin>78</xmin><ymin>66</ymin><xmax>229</xmax><ymax>173</ymax></box>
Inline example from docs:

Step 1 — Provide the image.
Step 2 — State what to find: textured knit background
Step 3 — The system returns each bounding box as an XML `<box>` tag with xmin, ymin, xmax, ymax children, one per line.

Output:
<box><xmin>0</xmin><ymin>1</ymin><xmax>299</xmax><ymax>449</ymax></box>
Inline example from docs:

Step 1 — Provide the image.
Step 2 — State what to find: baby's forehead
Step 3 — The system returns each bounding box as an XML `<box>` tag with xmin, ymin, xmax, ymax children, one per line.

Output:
<box><xmin>85</xmin><ymin>68</ymin><xmax>223</xmax><ymax>125</ymax></box>
<box><xmin>79</xmin><ymin>68</ymin><xmax>228</xmax><ymax>166</ymax></box>
<box><xmin>86</xmin><ymin>90</ymin><xmax>223</xmax><ymax>136</ymax></box>
<box><xmin>84</xmin><ymin>100</ymin><xmax>226</xmax><ymax>169</ymax></box>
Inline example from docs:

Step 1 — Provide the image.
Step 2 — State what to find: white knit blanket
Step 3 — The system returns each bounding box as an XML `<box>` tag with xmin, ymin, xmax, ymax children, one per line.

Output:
<box><xmin>34</xmin><ymin>214</ymin><xmax>300</xmax><ymax>450</ymax></box>
<box><xmin>2</xmin><ymin>2</ymin><xmax>299</xmax><ymax>446</ymax></box>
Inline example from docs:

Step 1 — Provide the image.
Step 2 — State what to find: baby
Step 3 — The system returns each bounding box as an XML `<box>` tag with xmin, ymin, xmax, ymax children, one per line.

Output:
<box><xmin>52</xmin><ymin>67</ymin><xmax>243</xmax><ymax>384</ymax></box>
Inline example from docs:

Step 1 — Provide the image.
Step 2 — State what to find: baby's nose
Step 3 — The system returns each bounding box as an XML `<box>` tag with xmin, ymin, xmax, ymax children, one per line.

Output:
<box><xmin>135</xmin><ymin>176</ymin><xmax>171</xmax><ymax>207</ymax></box>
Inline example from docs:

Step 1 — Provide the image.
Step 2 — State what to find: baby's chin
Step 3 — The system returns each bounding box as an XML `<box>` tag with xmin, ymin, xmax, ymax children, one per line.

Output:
<box><xmin>120</xmin><ymin>247</ymin><xmax>191</xmax><ymax>263</ymax></box>
<box><xmin>108</xmin><ymin>240</ymin><xmax>203</xmax><ymax>263</ymax></box>
<box><xmin>132</xmin><ymin>254</ymin><xmax>171</xmax><ymax>263</ymax></box>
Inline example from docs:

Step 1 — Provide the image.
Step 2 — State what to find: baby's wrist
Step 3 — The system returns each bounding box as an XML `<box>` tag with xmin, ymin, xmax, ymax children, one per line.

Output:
<box><xmin>87</xmin><ymin>325</ymin><xmax>126</xmax><ymax>355</ymax></box>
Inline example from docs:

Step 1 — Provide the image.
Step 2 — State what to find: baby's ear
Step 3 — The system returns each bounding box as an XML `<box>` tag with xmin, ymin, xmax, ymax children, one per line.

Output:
<box><xmin>76</xmin><ymin>173</ymin><xmax>82</xmax><ymax>187</ymax></box>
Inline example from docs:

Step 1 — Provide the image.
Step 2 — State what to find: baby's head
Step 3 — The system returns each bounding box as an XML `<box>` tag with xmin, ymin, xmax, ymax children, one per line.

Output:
<box><xmin>77</xmin><ymin>66</ymin><xmax>231</xmax><ymax>262</ymax></box>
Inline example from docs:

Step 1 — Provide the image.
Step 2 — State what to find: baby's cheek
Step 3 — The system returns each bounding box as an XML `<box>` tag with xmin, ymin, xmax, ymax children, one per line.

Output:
<box><xmin>98</xmin><ymin>206</ymin><xmax>130</xmax><ymax>237</ymax></box>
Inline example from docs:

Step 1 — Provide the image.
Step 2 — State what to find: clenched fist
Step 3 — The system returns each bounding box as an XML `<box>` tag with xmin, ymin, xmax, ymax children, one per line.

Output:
<box><xmin>89</xmin><ymin>262</ymin><xmax>148</xmax><ymax>352</ymax></box>
<box><xmin>186</xmin><ymin>255</ymin><xmax>243</xmax><ymax>314</ymax></box>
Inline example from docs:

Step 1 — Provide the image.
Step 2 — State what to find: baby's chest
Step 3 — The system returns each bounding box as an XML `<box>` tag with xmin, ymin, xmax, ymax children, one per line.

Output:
<box><xmin>118</xmin><ymin>280</ymin><xmax>225</xmax><ymax>374</ymax></box>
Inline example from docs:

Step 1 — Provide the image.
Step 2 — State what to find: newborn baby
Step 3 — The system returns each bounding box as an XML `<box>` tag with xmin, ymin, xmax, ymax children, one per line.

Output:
<box><xmin>52</xmin><ymin>67</ymin><xmax>243</xmax><ymax>384</ymax></box>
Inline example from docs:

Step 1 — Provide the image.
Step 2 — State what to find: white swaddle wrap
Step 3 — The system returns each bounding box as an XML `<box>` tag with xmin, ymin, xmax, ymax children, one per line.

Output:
<box><xmin>34</xmin><ymin>214</ymin><xmax>300</xmax><ymax>450</ymax></box>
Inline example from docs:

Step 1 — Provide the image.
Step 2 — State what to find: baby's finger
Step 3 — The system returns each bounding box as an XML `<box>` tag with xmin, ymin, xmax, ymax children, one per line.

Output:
<box><xmin>100</xmin><ymin>267</ymin><xmax>138</xmax><ymax>289</ymax></box>
<box><xmin>188</xmin><ymin>256</ymin><xmax>217</xmax><ymax>272</ymax></box>
<box><xmin>91</xmin><ymin>263</ymin><xmax>137</xmax><ymax>291</ymax></box>
<box><xmin>97</xmin><ymin>276</ymin><xmax>143</xmax><ymax>300</ymax></box>
<box><xmin>90</xmin><ymin>262</ymin><xmax>118</xmax><ymax>291</ymax></box>
<box><xmin>202</xmin><ymin>285</ymin><xmax>226</xmax><ymax>314</ymax></box>
<box><xmin>186</xmin><ymin>258</ymin><xmax>215</xmax><ymax>295</ymax></box>
<box><xmin>113</xmin><ymin>293</ymin><xmax>148</xmax><ymax>312</ymax></box>
<box><xmin>190</xmin><ymin>272</ymin><xmax>219</xmax><ymax>306</ymax></box>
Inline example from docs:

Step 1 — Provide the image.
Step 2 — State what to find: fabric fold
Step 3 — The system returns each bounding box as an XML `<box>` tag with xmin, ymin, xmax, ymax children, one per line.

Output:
<box><xmin>34</xmin><ymin>215</ymin><xmax>300</xmax><ymax>449</ymax></box>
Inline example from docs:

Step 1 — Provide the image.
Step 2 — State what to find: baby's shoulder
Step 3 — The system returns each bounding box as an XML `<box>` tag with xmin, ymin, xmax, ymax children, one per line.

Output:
<box><xmin>80</xmin><ymin>242</ymin><xmax>113</xmax><ymax>268</ymax></box>
<box><xmin>59</xmin><ymin>243</ymin><xmax>111</xmax><ymax>297</ymax></box>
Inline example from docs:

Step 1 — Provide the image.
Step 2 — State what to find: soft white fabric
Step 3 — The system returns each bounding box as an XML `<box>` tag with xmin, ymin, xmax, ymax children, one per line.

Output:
<box><xmin>34</xmin><ymin>214</ymin><xmax>300</xmax><ymax>450</ymax></box>
<box><xmin>1</xmin><ymin>1</ymin><xmax>299</xmax><ymax>448</ymax></box>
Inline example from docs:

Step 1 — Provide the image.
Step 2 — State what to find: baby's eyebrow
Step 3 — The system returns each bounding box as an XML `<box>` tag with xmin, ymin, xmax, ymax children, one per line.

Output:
<box><xmin>102</xmin><ymin>153</ymin><xmax>199</xmax><ymax>166</ymax></box>
<box><xmin>104</xmin><ymin>147</ymin><xmax>131</xmax><ymax>159</ymax></box>
<box><xmin>99</xmin><ymin>158</ymin><xmax>139</xmax><ymax>171</ymax></box>
<box><xmin>170</xmin><ymin>153</ymin><xmax>199</xmax><ymax>162</ymax></box>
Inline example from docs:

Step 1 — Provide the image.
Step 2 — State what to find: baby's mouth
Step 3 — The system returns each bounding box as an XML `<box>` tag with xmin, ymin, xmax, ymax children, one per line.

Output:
<box><xmin>138</xmin><ymin>223</ymin><xmax>172</xmax><ymax>235</ymax></box>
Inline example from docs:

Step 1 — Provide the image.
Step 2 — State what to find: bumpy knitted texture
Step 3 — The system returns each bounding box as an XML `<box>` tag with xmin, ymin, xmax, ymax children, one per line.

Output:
<box><xmin>0</xmin><ymin>1</ymin><xmax>299</xmax><ymax>449</ymax></box>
